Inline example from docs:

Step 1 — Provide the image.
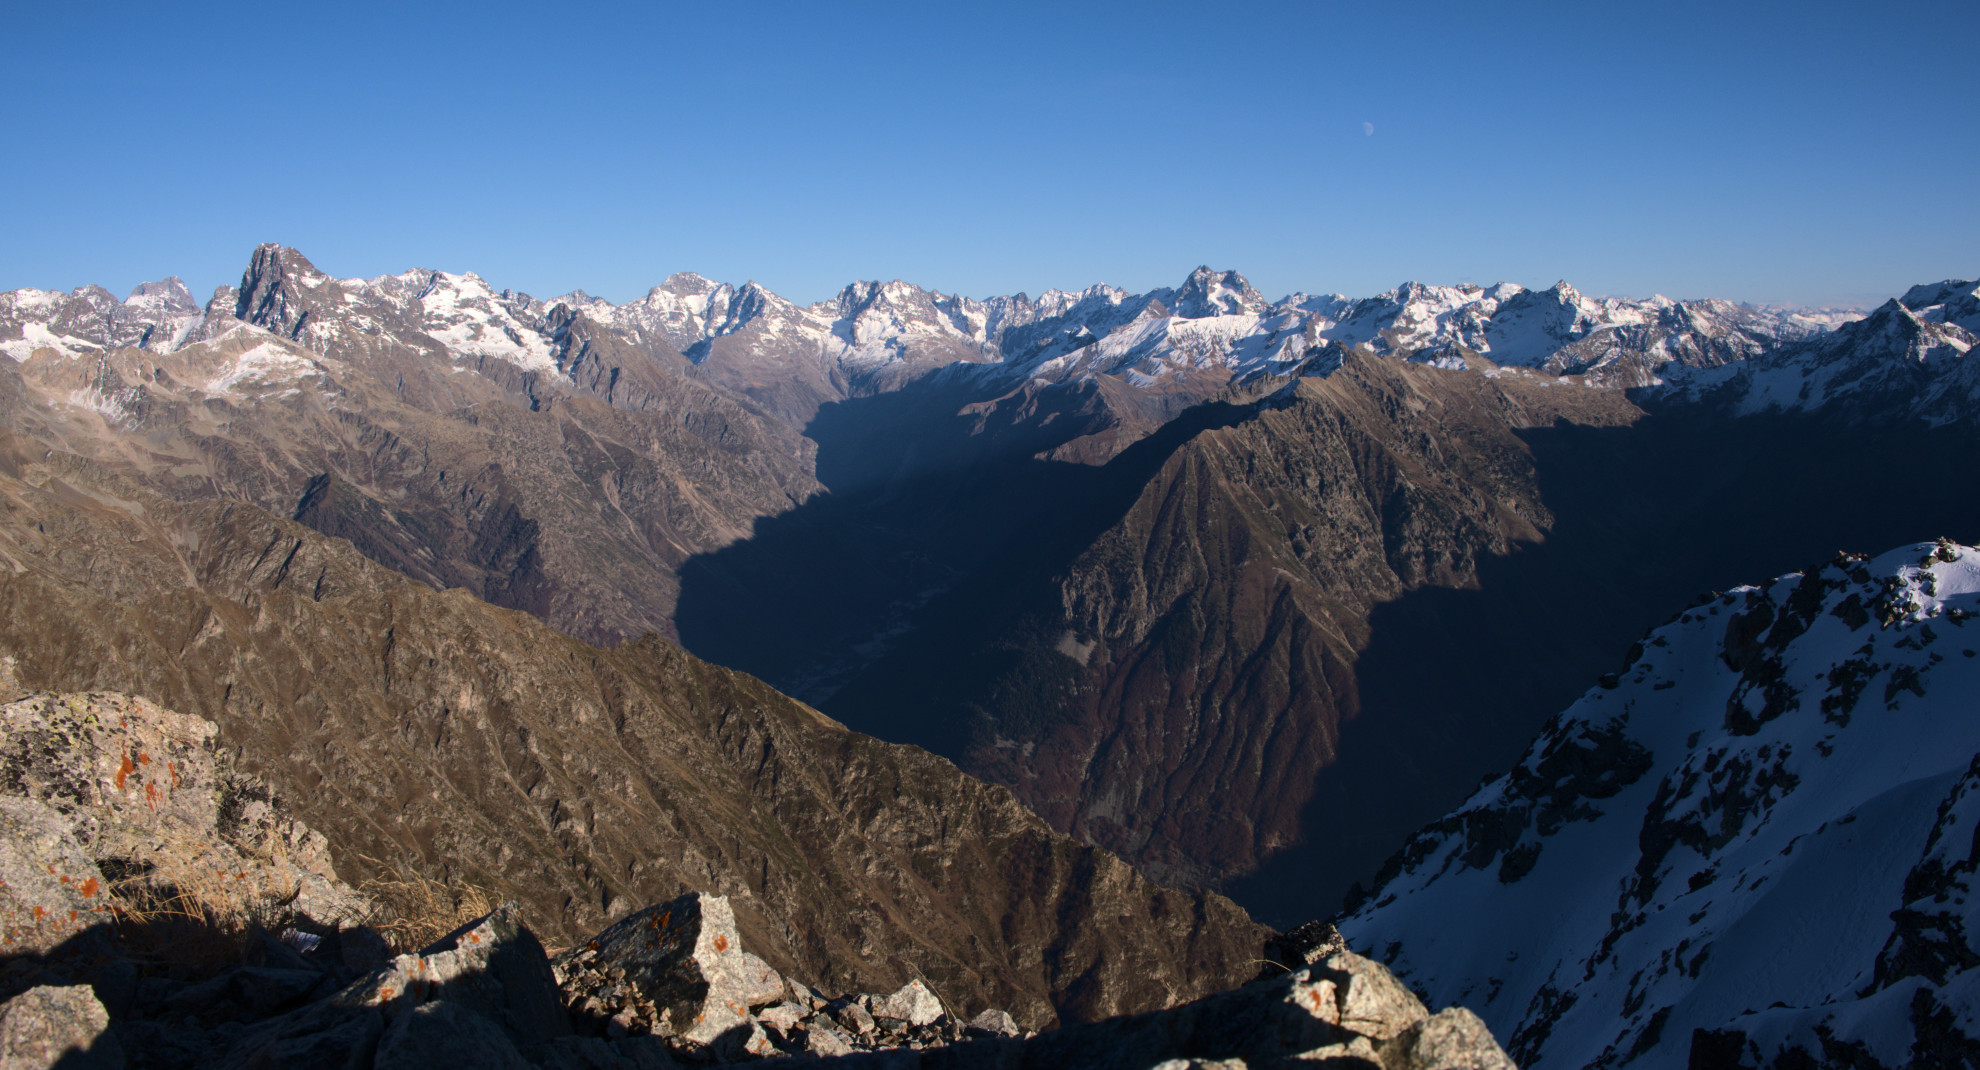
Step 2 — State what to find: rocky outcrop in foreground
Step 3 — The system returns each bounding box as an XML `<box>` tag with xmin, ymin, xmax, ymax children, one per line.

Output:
<box><xmin>0</xmin><ymin>691</ymin><xmax>368</xmax><ymax>958</ymax></box>
<box><xmin>0</xmin><ymin>686</ymin><xmax>1511</xmax><ymax>1066</ymax></box>
<box><xmin>0</xmin><ymin>891</ymin><xmax>1514</xmax><ymax>1069</ymax></box>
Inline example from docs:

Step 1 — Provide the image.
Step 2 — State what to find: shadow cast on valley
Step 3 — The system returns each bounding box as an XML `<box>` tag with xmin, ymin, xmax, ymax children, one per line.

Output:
<box><xmin>679</xmin><ymin>377</ymin><xmax>1980</xmax><ymax>935</ymax></box>
<box><xmin>1231</xmin><ymin>409</ymin><xmax>1980</xmax><ymax>928</ymax></box>
<box><xmin>673</xmin><ymin>374</ymin><xmax>1270</xmax><ymax>744</ymax></box>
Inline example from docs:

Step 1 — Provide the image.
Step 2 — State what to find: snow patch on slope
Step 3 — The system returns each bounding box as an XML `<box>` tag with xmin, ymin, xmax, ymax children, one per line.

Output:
<box><xmin>1341</xmin><ymin>540</ymin><xmax>1980</xmax><ymax>1069</ymax></box>
<box><xmin>203</xmin><ymin>341</ymin><xmax>324</xmax><ymax>397</ymax></box>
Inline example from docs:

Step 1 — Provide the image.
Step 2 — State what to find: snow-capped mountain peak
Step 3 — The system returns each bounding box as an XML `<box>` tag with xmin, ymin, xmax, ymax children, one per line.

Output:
<box><xmin>125</xmin><ymin>276</ymin><xmax>198</xmax><ymax>312</ymax></box>
<box><xmin>1900</xmin><ymin>277</ymin><xmax>1980</xmax><ymax>335</ymax></box>
<box><xmin>1171</xmin><ymin>266</ymin><xmax>1270</xmax><ymax>318</ymax></box>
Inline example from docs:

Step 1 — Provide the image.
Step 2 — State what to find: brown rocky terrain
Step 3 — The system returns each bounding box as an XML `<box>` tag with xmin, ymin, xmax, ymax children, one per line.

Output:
<box><xmin>11</xmin><ymin>245</ymin><xmax>824</xmax><ymax>648</ymax></box>
<box><xmin>0</xmin><ymin>389</ymin><xmax>1270</xmax><ymax>1028</ymax></box>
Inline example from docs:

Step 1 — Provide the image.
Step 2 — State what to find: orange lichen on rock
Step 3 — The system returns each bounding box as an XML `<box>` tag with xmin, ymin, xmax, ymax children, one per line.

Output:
<box><xmin>114</xmin><ymin>753</ymin><xmax>135</xmax><ymax>791</ymax></box>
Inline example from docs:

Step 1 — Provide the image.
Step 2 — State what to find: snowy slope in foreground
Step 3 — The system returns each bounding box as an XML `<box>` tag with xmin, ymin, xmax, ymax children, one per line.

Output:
<box><xmin>1341</xmin><ymin>540</ymin><xmax>1980</xmax><ymax>1069</ymax></box>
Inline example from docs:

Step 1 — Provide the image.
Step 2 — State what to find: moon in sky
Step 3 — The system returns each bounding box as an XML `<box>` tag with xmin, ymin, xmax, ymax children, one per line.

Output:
<box><xmin>1363</xmin><ymin>121</ymin><xmax>1375</xmax><ymax>136</ymax></box>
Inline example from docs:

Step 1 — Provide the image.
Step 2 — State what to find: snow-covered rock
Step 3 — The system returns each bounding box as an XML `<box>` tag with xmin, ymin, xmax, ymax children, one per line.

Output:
<box><xmin>1901</xmin><ymin>278</ymin><xmax>1980</xmax><ymax>336</ymax></box>
<box><xmin>1340</xmin><ymin>539</ymin><xmax>1980</xmax><ymax>1069</ymax></box>
<box><xmin>0</xmin><ymin>277</ymin><xmax>206</xmax><ymax>361</ymax></box>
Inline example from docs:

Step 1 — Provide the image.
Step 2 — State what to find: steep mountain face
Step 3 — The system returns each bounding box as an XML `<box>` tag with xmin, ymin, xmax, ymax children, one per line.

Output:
<box><xmin>0</xmin><ymin>399</ymin><xmax>1269</xmax><ymax>1030</ymax></box>
<box><xmin>1904</xmin><ymin>277</ymin><xmax>1980</xmax><ymax>334</ymax></box>
<box><xmin>813</xmin><ymin>353</ymin><xmax>1642</xmax><ymax>891</ymax></box>
<box><xmin>1339</xmin><ymin>541</ymin><xmax>1980</xmax><ymax>1069</ymax></box>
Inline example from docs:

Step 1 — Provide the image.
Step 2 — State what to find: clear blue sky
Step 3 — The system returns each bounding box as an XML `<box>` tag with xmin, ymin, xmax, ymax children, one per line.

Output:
<box><xmin>4</xmin><ymin>1</ymin><xmax>1974</xmax><ymax>309</ymax></box>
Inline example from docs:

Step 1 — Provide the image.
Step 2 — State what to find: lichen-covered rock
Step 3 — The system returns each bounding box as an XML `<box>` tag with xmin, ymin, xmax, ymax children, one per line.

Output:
<box><xmin>0</xmin><ymin>798</ymin><xmax>112</xmax><ymax>955</ymax></box>
<box><xmin>337</xmin><ymin>904</ymin><xmax>568</xmax><ymax>1045</ymax></box>
<box><xmin>966</xmin><ymin>1009</ymin><xmax>1018</xmax><ymax>1038</ymax></box>
<box><xmin>162</xmin><ymin>965</ymin><xmax>331</xmax><ymax>1021</ymax></box>
<box><xmin>549</xmin><ymin>893</ymin><xmax>1035</xmax><ymax>1062</ymax></box>
<box><xmin>875</xmin><ymin>978</ymin><xmax>944</xmax><ymax>1028</ymax></box>
<box><xmin>799</xmin><ymin>1026</ymin><xmax>854</xmax><ymax>1057</ymax></box>
<box><xmin>0</xmin><ymin>692</ymin><xmax>368</xmax><ymax>928</ymax></box>
<box><xmin>0</xmin><ymin>984</ymin><xmax>123</xmax><ymax>1070</ymax></box>
<box><xmin>1311</xmin><ymin>950</ymin><xmax>1427</xmax><ymax>1043</ymax></box>
<box><xmin>1380</xmin><ymin>1007</ymin><xmax>1517</xmax><ymax>1070</ymax></box>
<box><xmin>226</xmin><ymin>1007</ymin><xmax>382</xmax><ymax>1070</ymax></box>
<box><xmin>556</xmin><ymin>893</ymin><xmax>778</xmax><ymax>1044</ymax></box>
<box><xmin>214</xmin><ymin>904</ymin><xmax>565</xmax><ymax>1070</ymax></box>
<box><xmin>772</xmin><ymin>952</ymin><xmax>1513</xmax><ymax>1069</ymax></box>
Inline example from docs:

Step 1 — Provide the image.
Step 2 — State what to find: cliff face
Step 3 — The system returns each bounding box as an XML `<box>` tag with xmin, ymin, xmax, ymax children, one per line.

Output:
<box><xmin>0</xmin><ymin>411</ymin><xmax>1267</xmax><ymax>1030</ymax></box>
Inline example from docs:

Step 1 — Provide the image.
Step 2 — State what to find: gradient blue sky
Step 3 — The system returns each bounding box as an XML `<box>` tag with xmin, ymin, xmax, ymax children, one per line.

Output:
<box><xmin>4</xmin><ymin>1</ymin><xmax>1975</xmax><ymax>309</ymax></box>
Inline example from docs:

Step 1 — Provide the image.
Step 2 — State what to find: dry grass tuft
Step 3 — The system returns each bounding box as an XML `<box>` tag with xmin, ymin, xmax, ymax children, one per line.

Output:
<box><xmin>98</xmin><ymin>828</ymin><xmax>313</xmax><ymax>974</ymax></box>
<box><xmin>356</xmin><ymin>864</ymin><xmax>494</xmax><ymax>953</ymax></box>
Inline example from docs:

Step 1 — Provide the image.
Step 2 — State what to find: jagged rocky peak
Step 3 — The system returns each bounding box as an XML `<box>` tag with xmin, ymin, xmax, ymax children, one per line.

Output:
<box><xmin>831</xmin><ymin>277</ymin><xmax>973</xmax><ymax>327</ymax></box>
<box><xmin>1171</xmin><ymin>266</ymin><xmax>1269</xmax><ymax>318</ymax></box>
<box><xmin>1893</xmin><ymin>278</ymin><xmax>1980</xmax><ymax>337</ymax></box>
<box><xmin>1900</xmin><ymin>279</ymin><xmax>1967</xmax><ymax>307</ymax></box>
<box><xmin>235</xmin><ymin>242</ymin><xmax>336</xmax><ymax>339</ymax></box>
<box><xmin>1658</xmin><ymin>291</ymin><xmax>1979</xmax><ymax>424</ymax></box>
<box><xmin>1857</xmin><ymin>295</ymin><xmax>1966</xmax><ymax>355</ymax></box>
<box><xmin>0</xmin><ymin>275</ymin><xmax>215</xmax><ymax>360</ymax></box>
<box><xmin>658</xmin><ymin>270</ymin><xmax>724</xmax><ymax>297</ymax></box>
<box><xmin>124</xmin><ymin>276</ymin><xmax>197</xmax><ymax>312</ymax></box>
<box><xmin>1342</xmin><ymin>539</ymin><xmax>1980</xmax><ymax>1068</ymax></box>
<box><xmin>241</xmin><ymin>242</ymin><xmax>330</xmax><ymax>290</ymax></box>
